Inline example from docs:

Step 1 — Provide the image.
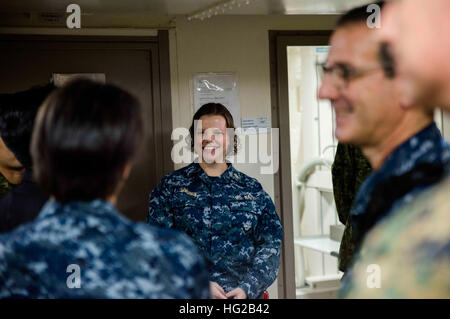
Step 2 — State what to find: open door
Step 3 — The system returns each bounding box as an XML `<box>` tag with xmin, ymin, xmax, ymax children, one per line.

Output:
<box><xmin>270</xmin><ymin>31</ymin><xmax>344</xmax><ymax>299</ymax></box>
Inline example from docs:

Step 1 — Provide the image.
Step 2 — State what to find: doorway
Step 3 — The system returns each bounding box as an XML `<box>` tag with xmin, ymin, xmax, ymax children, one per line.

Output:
<box><xmin>0</xmin><ymin>32</ymin><xmax>173</xmax><ymax>222</ymax></box>
<box><xmin>270</xmin><ymin>31</ymin><xmax>345</xmax><ymax>299</ymax></box>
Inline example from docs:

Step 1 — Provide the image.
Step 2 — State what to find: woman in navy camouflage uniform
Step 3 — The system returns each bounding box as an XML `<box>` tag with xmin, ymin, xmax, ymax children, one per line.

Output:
<box><xmin>148</xmin><ymin>103</ymin><xmax>283</xmax><ymax>299</ymax></box>
<box><xmin>0</xmin><ymin>79</ymin><xmax>209</xmax><ymax>298</ymax></box>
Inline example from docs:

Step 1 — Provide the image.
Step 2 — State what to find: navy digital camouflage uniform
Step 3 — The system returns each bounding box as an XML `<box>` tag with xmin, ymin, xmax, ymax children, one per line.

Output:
<box><xmin>0</xmin><ymin>199</ymin><xmax>210</xmax><ymax>298</ymax></box>
<box><xmin>340</xmin><ymin>122</ymin><xmax>450</xmax><ymax>293</ymax></box>
<box><xmin>332</xmin><ymin>143</ymin><xmax>372</xmax><ymax>273</ymax></box>
<box><xmin>340</xmin><ymin>172</ymin><xmax>450</xmax><ymax>298</ymax></box>
<box><xmin>349</xmin><ymin>123</ymin><xmax>450</xmax><ymax>252</ymax></box>
<box><xmin>147</xmin><ymin>163</ymin><xmax>283</xmax><ymax>299</ymax></box>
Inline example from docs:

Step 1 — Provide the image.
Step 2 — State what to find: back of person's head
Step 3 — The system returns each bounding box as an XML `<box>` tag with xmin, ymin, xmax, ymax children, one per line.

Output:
<box><xmin>31</xmin><ymin>79</ymin><xmax>143</xmax><ymax>204</ymax></box>
<box><xmin>0</xmin><ymin>83</ymin><xmax>56</xmax><ymax>170</ymax></box>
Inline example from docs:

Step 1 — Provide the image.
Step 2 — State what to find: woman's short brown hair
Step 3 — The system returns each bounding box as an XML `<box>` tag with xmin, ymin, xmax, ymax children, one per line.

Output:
<box><xmin>188</xmin><ymin>103</ymin><xmax>238</xmax><ymax>154</ymax></box>
<box><xmin>31</xmin><ymin>79</ymin><xmax>143</xmax><ymax>203</ymax></box>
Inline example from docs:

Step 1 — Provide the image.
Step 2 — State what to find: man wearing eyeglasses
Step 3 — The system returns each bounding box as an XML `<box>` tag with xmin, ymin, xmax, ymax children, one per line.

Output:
<box><xmin>318</xmin><ymin>1</ymin><xmax>450</xmax><ymax>280</ymax></box>
<box><xmin>339</xmin><ymin>0</ymin><xmax>450</xmax><ymax>298</ymax></box>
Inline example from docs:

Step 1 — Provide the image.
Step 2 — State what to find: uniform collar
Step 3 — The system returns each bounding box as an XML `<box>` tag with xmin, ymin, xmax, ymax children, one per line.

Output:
<box><xmin>38</xmin><ymin>198</ymin><xmax>119</xmax><ymax>220</ymax></box>
<box><xmin>379</xmin><ymin>122</ymin><xmax>444</xmax><ymax>175</ymax></box>
<box><xmin>351</xmin><ymin>121</ymin><xmax>448</xmax><ymax>218</ymax></box>
<box><xmin>186</xmin><ymin>162</ymin><xmax>241</xmax><ymax>184</ymax></box>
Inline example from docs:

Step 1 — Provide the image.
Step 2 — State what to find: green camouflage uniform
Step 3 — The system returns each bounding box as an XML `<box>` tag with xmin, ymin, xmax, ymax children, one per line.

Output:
<box><xmin>0</xmin><ymin>173</ymin><xmax>13</xmax><ymax>197</ymax></box>
<box><xmin>332</xmin><ymin>143</ymin><xmax>372</xmax><ymax>273</ymax></box>
<box><xmin>340</xmin><ymin>173</ymin><xmax>450</xmax><ymax>298</ymax></box>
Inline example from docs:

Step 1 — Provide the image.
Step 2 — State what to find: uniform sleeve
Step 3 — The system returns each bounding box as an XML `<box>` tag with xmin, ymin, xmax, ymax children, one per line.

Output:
<box><xmin>159</xmin><ymin>230</ymin><xmax>211</xmax><ymax>299</ymax></box>
<box><xmin>147</xmin><ymin>176</ymin><xmax>174</xmax><ymax>229</ymax></box>
<box><xmin>180</xmin><ymin>236</ymin><xmax>211</xmax><ymax>299</ymax></box>
<box><xmin>332</xmin><ymin>144</ymin><xmax>372</xmax><ymax>272</ymax></box>
<box><xmin>0</xmin><ymin>242</ymin><xmax>7</xmax><ymax>295</ymax></box>
<box><xmin>332</xmin><ymin>144</ymin><xmax>372</xmax><ymax>224</ymax></box>
<box><xmin>332</xmin><ymin>143</ymin><xmax>356</xmax><ymax>224</ymax></box>
<box><xmin>238</xmin><ymin>190</ymin><xmax>283</xmax><ymax>299</ymax></box>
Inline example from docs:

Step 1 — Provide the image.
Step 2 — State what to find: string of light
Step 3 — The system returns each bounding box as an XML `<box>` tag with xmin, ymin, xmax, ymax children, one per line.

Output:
<box><xmin>187</xmin><ymin>0</ymin><xmax>257</xmax><ymax>21</ymax></box>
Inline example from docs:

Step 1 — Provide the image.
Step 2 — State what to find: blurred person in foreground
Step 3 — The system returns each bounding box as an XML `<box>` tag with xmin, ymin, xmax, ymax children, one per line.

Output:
<box><xmin>0</xmin><ymin>79</ymin><xmax>209</xmax><ymax>298</ymax></box>
<box><xmin>318</xmin><ymin>1</ymin><xmax>450</xmax><ymax>283</ymax></box>
<box><xmin>341</xmin><ymin>0</ymin><xmax>450</xmax><ymax>298</ymax></box>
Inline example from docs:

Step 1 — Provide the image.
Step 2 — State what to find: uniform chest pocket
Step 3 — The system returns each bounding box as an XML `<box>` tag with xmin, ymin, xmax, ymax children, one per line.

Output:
<box><xmin>171</xmin><ymin>198</ymin><xmax>206</xmax><ymax>232</ymax></box>
<box><xmin>229</xmin><ymin>201</ymin><xmax>261</xmax><ymax>235</ymax></box>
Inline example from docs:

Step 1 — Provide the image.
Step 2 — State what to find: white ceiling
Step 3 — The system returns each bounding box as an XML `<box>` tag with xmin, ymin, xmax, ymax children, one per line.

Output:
<box><xmin>0</xmin><ymin>0</ymin><xmax>374</xmax><ymax>15</ymax></box>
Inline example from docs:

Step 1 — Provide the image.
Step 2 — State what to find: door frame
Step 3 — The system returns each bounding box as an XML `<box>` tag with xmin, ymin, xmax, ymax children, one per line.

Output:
<box><xmin>269</xmin><ymin>30</ymin><xmax>332</xmax><ymax>299</ymax></box>
<box><xmin>0</xmin><ymin>32</ymin><xmax>174</xmax><ymax>217</ymax></box>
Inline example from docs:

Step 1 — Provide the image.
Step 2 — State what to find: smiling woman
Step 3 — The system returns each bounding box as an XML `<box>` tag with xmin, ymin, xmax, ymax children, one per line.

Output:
<box><xmin>148</xmin><ymin>103</ymin><xmax>283</xmax><ymax>299</ymax></box>
<box><xmin>194</xmin><ymin>115</ymin><xmax>228</xmax><ymax>166</ymax></box>
<box><xmin>190</xmin><ymin>103</ymin><xmax>238</xmax><ymax>166</ymax></box>
<box><xmin>0</xmin><ymin>79</ymin><xmax>210</xmax><ymax>299</ymax></box>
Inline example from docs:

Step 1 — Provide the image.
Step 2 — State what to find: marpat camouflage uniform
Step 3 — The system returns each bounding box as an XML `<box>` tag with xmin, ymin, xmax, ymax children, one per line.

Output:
<box><xmin>147</xmin><ymin>163</ymin><xmax>283</xmax><ymax>299</ymax></box>
<box><xmin>0</xmin><ymin>199</ymin><xmax>210</xmax><ymax>299</ymax></box>
<box><xmin>340</xmin><ymin>173</ymin><xmax>450</xmax><ymax>298</ymax></box>
<box><xmin>332</xmin><ymin>143</ymin><xmax>372</xmax><ymax>273</ymax></box>
<box><xmin>0</xmin><ymin>173</ymin><xmax>13</xmax><ymax>197</ymax></box>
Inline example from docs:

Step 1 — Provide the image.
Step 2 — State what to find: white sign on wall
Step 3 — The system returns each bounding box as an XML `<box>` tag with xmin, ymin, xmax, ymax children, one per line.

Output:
<box><xmin>241</xmin><ymin>117</ymin><xmax>271</xmax><ymax>134</ymax></box>
<box><xmin>52</xmin><ymin>73</ymin><xmax>106</xmax><ymax>87</ymax></box>
<box><xmin>193</xmin><ymin>72</ymin><xmax>240</xmax><ymax>127</ymax></box>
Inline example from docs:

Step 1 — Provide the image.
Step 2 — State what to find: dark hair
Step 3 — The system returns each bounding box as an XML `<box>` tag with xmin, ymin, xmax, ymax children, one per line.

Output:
<box><xmin>379</xmin><ymin>42</ymin><xmax>396</xmax><ymax>78</ymax></box>
<box><xmin>337</xmin><ymin>2</ymin><xmax>395</xmax><ymax>79</ymax></box>
<box><xmin>336</xmin><ymin>1</ymin><xmax>385</xmax><ymax>28</ymax></box>
<box><xmin>31</xmin><ymin>79</ymin><xmax>143</xmax><ymax>203</ymax></box>
<box><xmin>188</xmin><ymin>103</ymin><xmax>238</xmax><ymax>154</ymax></box>
<box><xmin>0</xmin><ymin>83</ymin><xmax>56</xmax><ymax>169</ymax></box>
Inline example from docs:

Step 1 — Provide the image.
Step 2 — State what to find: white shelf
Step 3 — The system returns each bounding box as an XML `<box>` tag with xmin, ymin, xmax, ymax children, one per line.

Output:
<box><xmin>294</xmin><ymin>236</ymin><xmax>340</xmax><ymax>257</ymax></box>
<box><xmin>296</xmin><ymin>286</ymin><xmax>339</xmax><ymax>299</ymax></box>
<box><xmin>305</xmin><ymin>274</ymin><xmax>342</xmax><ymax>289</ymax></box>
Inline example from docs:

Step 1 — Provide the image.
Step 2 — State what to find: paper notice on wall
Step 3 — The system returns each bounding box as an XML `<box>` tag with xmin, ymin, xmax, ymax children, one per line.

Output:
<box><xmin>241</xmin><ymin>117</ymin><xmax>271</xmax><ymax>134</ymax></box>
<box><xmin>193</xmin><ymin>72</ymin><xmax>240</xmax><ymax>126</ymax></box>
<box><xmin>52</xmin><ymin>73</ymin><xmax>106</xmax><ymax>87</ymax></box>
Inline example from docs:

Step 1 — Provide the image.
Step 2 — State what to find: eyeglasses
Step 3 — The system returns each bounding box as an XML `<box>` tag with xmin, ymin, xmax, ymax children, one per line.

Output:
<box><xmin>318</xmin><ymin>62</ymin><xmax>382</xmax><ymax>88</ymax></box>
